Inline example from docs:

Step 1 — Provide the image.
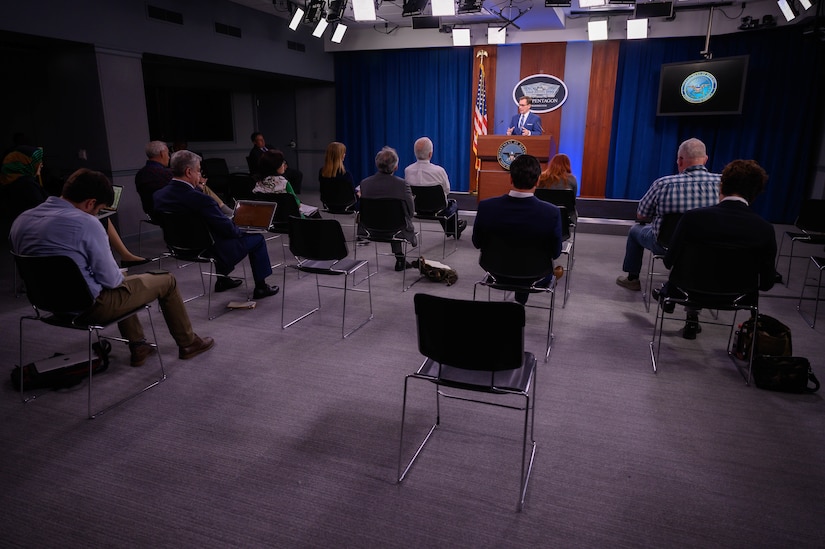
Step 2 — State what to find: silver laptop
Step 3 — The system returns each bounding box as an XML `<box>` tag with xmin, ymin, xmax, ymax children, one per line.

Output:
<box><xmin>98</xmin><ymin>185</ymin><xmax>123</xmax><ymax>220</ymax></box>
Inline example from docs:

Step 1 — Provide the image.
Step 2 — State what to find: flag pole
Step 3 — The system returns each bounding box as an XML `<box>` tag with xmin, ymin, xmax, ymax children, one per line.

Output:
<box><xmin>472</xmin><ymin>49</ymin><xmax>488</xmax><ymax>195</ymax></box>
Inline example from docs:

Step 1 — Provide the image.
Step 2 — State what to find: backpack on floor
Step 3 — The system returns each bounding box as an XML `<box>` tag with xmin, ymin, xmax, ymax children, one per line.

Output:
<box><xmin>10</xmin><ymin>341</ymin><xmax>111</xmax><ymax>390</ymax></box>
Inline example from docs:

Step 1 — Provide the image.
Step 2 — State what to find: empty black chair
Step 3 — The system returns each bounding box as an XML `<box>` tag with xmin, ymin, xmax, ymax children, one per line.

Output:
<box><xmin>13</xmin><ymin>253</ymin><xmax>166</xmax><ymax>418</ymax></box>
<box><xmin>319</xmin><ymin>177</ymin><xmax>358</xmax><ymax>215</ymax></box>
<box><xmin>534</xmin><ymin>188</ymin><xmax>576</xmax><ymax>307</ymax></box>
<box><xmin>282</xmin><ymin>217</ymin><xmax>373</xmax><ymax>338</ymax></box>
<box><xmin>398</xmin><ymin>293</ymin><xmax>538</xmax><ymax>512</ymax></box>
<box><xmin>775</xmin><ymin>199</ymin><xmax>825</xmax><ymax>286</ymax></box>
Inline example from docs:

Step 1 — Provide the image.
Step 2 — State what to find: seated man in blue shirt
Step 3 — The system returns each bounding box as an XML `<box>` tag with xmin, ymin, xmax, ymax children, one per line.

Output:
<box><xmin>10</xmin><ymin>168</ymin><xmax>214</xmax><ymax>366</ymax></box>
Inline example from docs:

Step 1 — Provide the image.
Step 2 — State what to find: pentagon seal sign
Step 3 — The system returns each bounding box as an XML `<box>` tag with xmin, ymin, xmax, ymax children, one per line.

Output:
<box><xmin>497</xmin><ymin>139</ymin><xmax>527</xmax><ymax>170</ymax></box>
<box><xmin>680</xmin><ymin>71</ymin><xmax>717</xmax><ymax>104</ymax></box>
<box><xmin>512</xmin><ymin>74</ymin><xmax>568</xmax><ymax>113</ymax></box>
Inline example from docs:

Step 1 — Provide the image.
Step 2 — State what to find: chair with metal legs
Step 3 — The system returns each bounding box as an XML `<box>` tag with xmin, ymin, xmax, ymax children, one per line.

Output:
<box><xmin>356</xmin><ymin>197</ymin><xmax>422</xmax><ymax>292</ymax></box>
<box><xmin>797</xmin><ymin>254</ymin><xmax>825</xmax><ymax>328</ymax></box>
<box><xmin>398</xmin><ymin>293</ymin><xmax>538</xmax><ymax>512</ymax></box>
<box><xmin>410</xmin><ymin>185</ymin><xmax>458</xmax><ymax>259</ymax></box>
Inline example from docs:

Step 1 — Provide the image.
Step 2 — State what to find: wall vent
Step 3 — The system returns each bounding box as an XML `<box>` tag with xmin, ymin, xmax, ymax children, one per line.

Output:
<box><xmin>287</xmin><ymin>40</ymin><xmax>306</xmax><ymax>52</ymax></box>
<box><xmin>147</xmin><ymin>5</ymin><xmax>184</xmax><ymax>25</ymax></box>
<box><xmin>215</xmin><ymin>22</ymin><xmax>242</xmax><ymax>38</ymax></box>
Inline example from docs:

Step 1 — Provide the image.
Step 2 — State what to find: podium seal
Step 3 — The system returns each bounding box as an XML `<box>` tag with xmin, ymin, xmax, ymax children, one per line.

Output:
<box><xmin>497</xmin><ymin>139</ymin><xmax>527</xmax><ymax>170</ymax></box>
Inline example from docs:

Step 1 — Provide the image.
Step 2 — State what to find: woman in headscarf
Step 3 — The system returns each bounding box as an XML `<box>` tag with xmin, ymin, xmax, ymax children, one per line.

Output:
<box><xmin>0</xmin><ymin>146</ymin><xmax>48</xmax><ymax>222</ymax></box>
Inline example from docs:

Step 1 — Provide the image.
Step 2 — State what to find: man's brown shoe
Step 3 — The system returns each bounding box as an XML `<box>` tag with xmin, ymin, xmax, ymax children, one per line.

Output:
<box><xmin>179</xmin><ymin>335</ymin><xmax>215</xmax><ymax>360</ymax></box>
<box><xmin>129</xmin><ymin>341</ymin><xmax>156</xmax><ymax>367</ymax></box>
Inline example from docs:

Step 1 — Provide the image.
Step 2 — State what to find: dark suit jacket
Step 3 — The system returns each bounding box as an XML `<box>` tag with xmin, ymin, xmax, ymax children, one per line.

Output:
<box><xmin>135</xmin><ymin>160</ymin><xmax>173</xmax><ymax>216</ymax></box>
<box><xmin>508</xmin><ymin>112</ymin><xmax>543</xmax><ymax>136</ymax></box>
<box><xmin>473</xmin><ymin>194</ymin><xmax>562</xmax><ymax>261</ymax></box>
<box><xmin>664</xmin><ymin>199</ymin><xmax>776</xmax><ymax>292</ymax></box>
<box><xmin>248</xmin><ymin>146</ymin><xmax>266</xmax><ymax>172</ymax></box>
<box><xmin>358</xmin><ymin>171</ymin><xmax>416</xmax><ymax>244</ymax></box>
<box><xmin>152</xmin><ymin>179</ymin><xmax>248</xmax><ymax>271</ymax></box>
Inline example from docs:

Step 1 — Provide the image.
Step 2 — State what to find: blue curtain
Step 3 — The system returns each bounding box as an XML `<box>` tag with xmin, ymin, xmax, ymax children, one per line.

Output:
<box><xmin>334</xmin><ymin>48</ymin><xmax>473</xmax><ymax>191</ymax></box>
<box><xmin>606</xmin><ymin>27</ymin><xmax>825</xmax><ymax>223</ymax></box>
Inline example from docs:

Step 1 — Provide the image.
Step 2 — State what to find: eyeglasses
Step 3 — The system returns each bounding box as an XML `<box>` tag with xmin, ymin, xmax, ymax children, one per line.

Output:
<box><xmin>518</xmin><ymin>103</ymin><xmax>529</xmax><ymax>107</ymax></box>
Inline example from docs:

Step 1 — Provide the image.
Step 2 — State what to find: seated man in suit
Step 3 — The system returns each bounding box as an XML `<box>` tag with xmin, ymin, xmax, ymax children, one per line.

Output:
<box><xmin>657</xmin><ymin>159</ymin><xmax>777</xmax><ymax>339</ymax></box>
<box><xmin>135</xmin><ymin>141</ymin><xmax>233</xmax><ymax>217</ymax></box>
<box><xmin>358</xmin><ymin>146</ymin><xmax>417</xmax><ymax>272</ymax></box>
<box><xmin>473</xmin><ymin>154</ymin><xmax>562</xmax><ymax>304</ymax></box>
<box><xmin>10</xmin><ymin>168</ymin><xmax>214</xmax><ymax>365</ymax></box>
<box><xmin>404</xmin><ymin>136</ymin><xmax>466</xmax><ymax>239</ymax></box>
<box><xmin>248</xmin><ymin>132</ymin><xmax>303</xmax><ymax>193</ymax></box>
<box><xmin>505</xmin><ymin>96</ymin><xmax>543</xmax><ymax>136</ymax></box>
<box><xmin>153</xmin><ymin>150</ymin><xmax>279</xmax><ymax>299</ymax></box>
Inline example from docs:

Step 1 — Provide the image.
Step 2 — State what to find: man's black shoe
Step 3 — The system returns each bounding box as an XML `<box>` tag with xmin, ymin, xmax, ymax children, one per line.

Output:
<box><xmin>253</xmin><ymin>284</ymin><xmax>279</xmax><ymax>299</ymax></box>
<box><xmin>395</xmin><ymin>259</ymin><xmax>414</xmax><ymax>271</ymax></box>
<box><xmin>681</xmin><ymin>321</ymin><xmax>702</xmax><ymax>340</ymax></box>
<box><xmin>215</xmin><ymin>277</ymin><xmax>243</xmax><ymax>292</ymax></box>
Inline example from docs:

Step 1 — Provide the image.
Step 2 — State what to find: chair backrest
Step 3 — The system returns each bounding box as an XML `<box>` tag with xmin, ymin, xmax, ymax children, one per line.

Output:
<box><xmin>228</xmin><ymin>173</ymin><xmax>256</xmax><ymax>202</ymax></box>
<box><xmin>13</xmin><ymin>253</ymin><xmax>95</xmax><ymax>314</ymax></box>
<box><xmin>359</xmin><ymin>198</ymin><xmax>408</xmax><ymax>235</ymax></box>
<box><xmin>669</xmin><ymin>241</ymin><xmax>761</xmax><ymax>299</ymax></box>
<box><xmin>245</xmin><ymin>155</ymin><xmax>255</xmax><ymax>174</ymax></box>
<box><xmin>414</xmin><ymin>293</ymin><xmax>525</xmax><ymax>372</ymax></box>
<box><xmin>268</xmin><ymin>193</ymin><xmax>300</xmax><ymax>224</ymax></box>
<box><xmin>534</xmin><ymin>188</ymin><xmax>575</xmax><ymax>211</ymax></box>
<box><xmin>796</xmin><ymin>198</ymin><xmax>825</xmax><ymax>233</ymax></box>
<box><xmin>288</xmin><ymin>216</ymin><xmax>349</xmax><ymax>261</ymax></box>
<box><xmin>319</xmin><ymin>178</ymin><xmax>357</xmax><ymax>212</ymax></box>
<box><xmin>410</xmin><ymin>185</ymin><xmax>447</xmax><ymax>215</ymax></box>
<box><xmin>157</xmin><ymin>211</ymin><xmax>215</xmax><ymax>258</ymax></box>
<box><xmin>479</xmin><ymin>236</ymin><xmax>555</xmax><ymax>282</ymax></box>
<box><xmin>201</xmin><ymin>158</ymin><xmax>230</xmax><ymax>177</ymax></box>
<box><xmin>557</xmin><ymin>206</ymin><xmax>571</xmax><ymax>241</ymax></box>
<box><xmin>657</xmin><ymin>212</ymin><xmax>683</xmax><ymax>247</ymax></box>
<box><xmin>233</xmin><ymin>200</ymin><xmax>277</xmax><ymax>230</ymax></box>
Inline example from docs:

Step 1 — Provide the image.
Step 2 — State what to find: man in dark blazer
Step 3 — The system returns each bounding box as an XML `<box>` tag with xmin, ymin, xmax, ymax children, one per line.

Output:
<box><xmin>661</xmin><ymin>159</ymin><xmax>776</xmax><ymax>339</ymax></box>
<box><xmin>358</xmin><ymin>146</ymin><xmax>417</xmax><ymax>271</ymax></box>
<box><xmin>153</xmin><ymin>150</ymin><xmax>279</xmax><ymax>299</ymax></box>
<box><xmin>505</xmin><ymin>96</ymin><xmax>543</xmax><ymax>136</ymax></box>
<box><xmin>473</xmin><ymin>153</ymin><xmax>562</xmax><ymax>304</ymax></box>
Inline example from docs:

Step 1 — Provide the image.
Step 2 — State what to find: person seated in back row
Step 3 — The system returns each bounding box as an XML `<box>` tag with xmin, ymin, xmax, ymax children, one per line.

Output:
<box><xmin>404</xmin><ymin>136</ymin><xmax>466</xmax><ymax>239</ymax></box>
<box><xmin>152</xmin><ymin>150</ymin><xmax>279</xmax><ymax>299</ymax></box>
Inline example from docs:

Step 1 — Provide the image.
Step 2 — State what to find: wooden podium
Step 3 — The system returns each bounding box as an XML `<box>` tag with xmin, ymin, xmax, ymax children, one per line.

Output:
<box><xmin>475</xmin><ymin>135</ymin><xmax>554</xmax><ymax>201</ymax></box>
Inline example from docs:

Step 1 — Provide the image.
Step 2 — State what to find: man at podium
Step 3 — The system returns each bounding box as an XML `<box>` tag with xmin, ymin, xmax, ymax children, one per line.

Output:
<box><xmin>505</xmin><ymin>96</ymin><xmax>543</xmax><ymax>137</ymax></box>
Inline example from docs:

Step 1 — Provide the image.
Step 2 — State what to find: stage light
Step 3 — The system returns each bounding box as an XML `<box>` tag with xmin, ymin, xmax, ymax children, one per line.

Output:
<box><xmin>353</xmin><ymin>0</ymin><xmax>377</xmax><ymax>20</ymax></box>
<box><xmin>331</xmin><ymin>22</ymin><xmax>348</xmax><ymax>42</ymax></box>
<box><xmin>579</xmin><ymin>0</ymin><xmax>606</xmax><ymax>7</ymax></box>
<box><xmin>432</xmin><ymin>0</ymin><xmax>456</xmax><ymax>16</ymax></box>
<box><xmin>627</xmin><ymin>17</ymin><xmax>648</xmax><ymax>39</ymax></box>
<box><xmin>289</xmin><ymin>7</ymin><xmax>304</xmax><ymax>30</ymax></box>
<box><xmin>545</xmin><ymin>0</ymin><xmax>572</xmax><ymax>6</ymax></box>
<box><xmin>799</xmin><ymin>0</ymin><xmax>812</xmax><ymax>9</ymax></box>
<box><xmin>487</xmin><ymin>27</ymin><xmax>506</xmax><ymax>44</ymax></box>
<box><xmin>305</xmin><ymin>0</ymin><xmax>325</xmax><ymax>24</ymax></box>
<box><xmin>402</xmin><ymin>0</ymin><xmax>428</xmax><ymax>16</ymax></box>
<box><xmin>327</xmin><ymin>0</ymin><xmax>347</xmax><ymax>22</ymax></box>
<box><xmin>777</xmin><ymin>0</ymin><xmax>795</xmax><ymax>21</ymax></box>
<box><xmin>312</xmin><ymin>18</ymin><xmax>329</xmax><ymax>36</ymax></box>
<box><xmin>452</xmin><ymin>27</ymin><xmax>471</xmax><ymax>45</ymax></box>
<box><xmin>588</xmin><ymin>19</ymin><xmax>608</xmax><ymax>40</ymax></box>
<box><xmin>457</xmin><ymin>0</ymin><xmax>484</xmax><ymax>14</ymax></box>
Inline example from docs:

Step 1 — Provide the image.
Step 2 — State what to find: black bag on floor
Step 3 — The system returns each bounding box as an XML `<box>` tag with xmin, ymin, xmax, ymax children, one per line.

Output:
<box><xmin>10</xmin><ymin>341</ymin><xmax>111</xmax><ymax>390</ymax></box>
<box><xmin>734</xmin><ymin>314</ymin><xmax>792</xmax><ymax>360</ymax></box>
<box><xmin>752</xmin><ymin>356</ymin><xmax>820</xmax><ymax>393</ymax></box>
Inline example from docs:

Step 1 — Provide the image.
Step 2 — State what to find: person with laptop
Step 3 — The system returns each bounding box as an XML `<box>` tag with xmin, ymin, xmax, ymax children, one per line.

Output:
<box><xmin>10</xmin><ymin>168</ymin><xmax>215</xmax><ymax>366</ymax></box>
<box><xmin>153</xmin><ymin>150</ymin><xmax>279</xmax><ymax>299</ymax></box>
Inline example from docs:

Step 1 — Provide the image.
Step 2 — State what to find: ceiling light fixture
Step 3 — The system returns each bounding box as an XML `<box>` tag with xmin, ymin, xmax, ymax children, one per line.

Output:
<box><xmin>799</xmin><ymin>0</ymin><xmax>812</xmax><ymax>9</ymax></box>
<box><xmin>487</xmin><ymin>26</ymin><xmax>506</xmax><ymax>44</ymax></box>
<box><xmin>452</xmin><ymin>27</ymin><xmax>471</xmax><ymax>45</ymax></box>
<box><xmin>627</xmin><ymin>17</ymin><xmax>648</xmax><ymax>39</ymax></box>
<box><xmin>457</xmin><ymin>0</ymin><xmax>484</xmax><ymax>14</ymax></box>
<box><xmin>312</xmin><ymin>18</ymin><xmax>329</xmax><ymax>36</ymax></box>
<box><xmin>331</xmin><ymin>22</ymin><xmax>348</xmax><ymax>42</ymax></box>
<box><xmin>777</xmin><ymin>0</ymin><xmax>796</xmax><ymax>21</ymax></box>
<box><xmin>305</xmin><ymin>0</ymin><xmax>325</xmax><ymax>24</ymax></box>
<box><xmin>579</xmin><ymin>0</ymin><xmax>607</xmax><ymax>7</ymax></box>
<box><xmin>432</xmin><ymin>0</ymin><xmax>457</xmax><ymax>16</ymax></box>
<box><xmin>289</xmin><ymin>7</ymin><xmax>304</xmax><ymax>30</ymax></box>
<box><xmin>352</xmin><ymin>0</ymin><xmax>377</xmax><ymax>20</ymax></box>
<box><xmin>588</xmin><ymin>19</ymin><xmax>609</xmax><ymax>40</ymax></box>
<box><xmin>327</xmin><ymin>0</ymin><xmax>347</xmax><ymax>22</ymax></box>
<box><xmin>402</xmin><ymin>0</ymin><xmax>429</xmax><ymax>16</ymax></box>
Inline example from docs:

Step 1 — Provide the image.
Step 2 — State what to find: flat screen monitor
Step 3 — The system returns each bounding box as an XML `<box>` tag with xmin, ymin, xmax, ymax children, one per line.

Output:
<box><xmin>657</xmin><ymin>55</ymin><xmax>748</xmax><ymax>116</ymax></box>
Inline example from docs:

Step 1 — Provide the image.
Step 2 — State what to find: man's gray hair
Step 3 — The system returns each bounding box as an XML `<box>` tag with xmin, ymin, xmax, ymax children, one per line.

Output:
<box><xmin>145</xmin><ymin>140</ymin><xmax>168</xmax><ymax>159</ymax></box>
<box><xmin>170</xmin><ymin>150</ymin><xmax>202</xmax><ymax>177</ymax></box>
<box><xmin>375</xmin><ymin>146</ymin><xmax>399</xmax><ymax>174</ymax></box>
<box><xmin>678</xmin><ymin>138</ymin><xmax>707</xmax><ymax>160</ymax></box>
<box><xmin>413</xmin><ymin>137</ymin><xmax>433</xmax><ymax>161</ymax></box>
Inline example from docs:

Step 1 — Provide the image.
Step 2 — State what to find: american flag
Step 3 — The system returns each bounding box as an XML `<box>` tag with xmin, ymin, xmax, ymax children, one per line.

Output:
<box><xmin>472</xmin><ymin>62</ymin><xmax>487</xmax><ymax>171</ymax></box>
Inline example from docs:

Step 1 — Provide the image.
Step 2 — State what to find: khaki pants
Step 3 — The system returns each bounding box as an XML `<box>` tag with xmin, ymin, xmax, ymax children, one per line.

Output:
<box><xmin>79</xmin><ymin>273</ymin><xmax>196</xmax><ymax>348</ymax></box>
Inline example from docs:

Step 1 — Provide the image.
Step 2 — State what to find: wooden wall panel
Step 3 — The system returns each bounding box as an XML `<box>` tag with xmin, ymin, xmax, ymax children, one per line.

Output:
<box><xmin>581</xmin><ymin>40</ymin><xmax>620</xmax><ymax>198</ymax></box>
<box><xmin>520</xmin><ymin>43</ymin><xmax>567</xmax><ymax>148</ymax></box>
<box><xmin>469</xmin><ymin>45</ymin><xmax>497</xmax><ymax>193</ymax></box>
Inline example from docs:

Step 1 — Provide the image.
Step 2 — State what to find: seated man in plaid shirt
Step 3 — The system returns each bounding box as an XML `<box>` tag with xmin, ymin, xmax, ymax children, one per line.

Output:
<box><xmin>616</xmin><ymin>137</ymin><xmax>720</xmax><ymax>292</ymax></box>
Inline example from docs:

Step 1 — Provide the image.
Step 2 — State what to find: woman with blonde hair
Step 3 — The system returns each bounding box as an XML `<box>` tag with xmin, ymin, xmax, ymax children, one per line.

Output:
<box><xmin>537</xmin><ymin>153</ymin><xmax>577</xmax><ymax>194</ymax></box>
<box><xmin>318</xmin><ymin>141</ymin><xmax>359</xmax><ymax>211</ymax></box>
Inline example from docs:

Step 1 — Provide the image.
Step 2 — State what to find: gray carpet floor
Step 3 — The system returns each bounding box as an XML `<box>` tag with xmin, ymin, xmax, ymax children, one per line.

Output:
<box><xmin>1</xmin><ymin>201</ymin><xmax>824</xmax><ymax>548</ymax></box>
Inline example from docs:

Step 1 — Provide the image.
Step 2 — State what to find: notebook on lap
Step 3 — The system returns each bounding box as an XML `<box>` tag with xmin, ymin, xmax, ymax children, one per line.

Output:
<box><xmin>233</xmin><ymin>200</ymin><xmax>277</xmax><ymax>232</ymax></box>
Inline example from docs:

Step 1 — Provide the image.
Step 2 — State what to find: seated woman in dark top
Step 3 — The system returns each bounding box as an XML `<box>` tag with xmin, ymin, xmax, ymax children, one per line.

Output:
<box><xmin>537</xmin><ymin>152</ymin><xmax>578</xmax><ymax>223</ymax></box>
<box><xmin>318</xmin><ymin>141</ymin><xmax>359</xmax><ymax>211</ymax></box>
